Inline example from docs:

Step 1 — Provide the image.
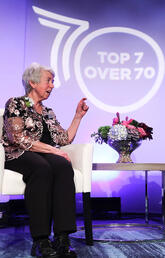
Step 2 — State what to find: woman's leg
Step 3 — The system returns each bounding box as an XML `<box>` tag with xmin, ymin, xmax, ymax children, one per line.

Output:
<box><xmin>39</xmin><ymin>153</ymin><xmax>77</xmax><ymax>234</ymax></box>
<box><xmin>5</xmin><ymin>152</ymin><xmax>54</xmax><ymax>238</ymax></box>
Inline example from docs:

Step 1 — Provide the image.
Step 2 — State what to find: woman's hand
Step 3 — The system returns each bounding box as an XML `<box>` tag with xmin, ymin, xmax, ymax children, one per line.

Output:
<box><xmin>75</xmin><ymin>98</ymin><xmax>89</xmax><ymax>119</ymax></box>
<box><xmin>30</xmin><ymin>141</ymin><xmax>71</xmax><ymax>162</ymax></box>
<box><xmin>52</xmin><ymin>147</ymin><xmax>71</xmax><ymax>162</ymax></box>
<box><xmin>67</xmin><ymin>98</ymin><xmax>89</xmax><ymax>143</ymax></box>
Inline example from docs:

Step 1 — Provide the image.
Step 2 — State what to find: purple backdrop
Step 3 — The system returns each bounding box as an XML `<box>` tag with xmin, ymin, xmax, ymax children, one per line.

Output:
<box><xmin>0</xmin><ymin>0</ymin><xmax>165</xmax><ymax>213</ymax></box>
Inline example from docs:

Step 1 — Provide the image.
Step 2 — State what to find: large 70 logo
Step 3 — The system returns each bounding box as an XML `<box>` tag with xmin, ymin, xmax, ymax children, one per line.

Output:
<box><xmin>33</xmin><ymin>6</ymin><xmax>165</xmax><ymax>113</ymax></box>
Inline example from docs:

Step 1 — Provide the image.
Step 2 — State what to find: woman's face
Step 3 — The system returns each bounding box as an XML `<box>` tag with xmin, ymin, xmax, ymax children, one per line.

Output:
<box><xmin>30</xmin><ymin>70</ymin><xmax>54</xmax><ymax>101</ymax></box>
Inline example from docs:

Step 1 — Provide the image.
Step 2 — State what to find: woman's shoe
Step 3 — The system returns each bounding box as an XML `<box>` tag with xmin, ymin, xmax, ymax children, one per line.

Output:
<box><xmin>31</xmin><ymin>238</ymin><xmax>59</xmax><ymax>258</ymax></box>
<box><xmin>52</xmin><ymin>233</ymin><xmax>77</xmax><ymax>257</ymax></box>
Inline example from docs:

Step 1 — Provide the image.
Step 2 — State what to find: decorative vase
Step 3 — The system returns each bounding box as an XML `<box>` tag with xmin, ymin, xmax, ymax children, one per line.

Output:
<box><xmin>108</xmin><ymin>139</ymin><xmax>142</xmax><ymax>163</ymax></box>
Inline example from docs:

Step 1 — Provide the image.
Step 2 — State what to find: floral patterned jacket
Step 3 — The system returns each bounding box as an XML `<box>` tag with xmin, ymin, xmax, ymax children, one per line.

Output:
<box><xmin>1</xmin><ymin>96</ymin><xmax>69</xmax><ymax>161</ymax></box>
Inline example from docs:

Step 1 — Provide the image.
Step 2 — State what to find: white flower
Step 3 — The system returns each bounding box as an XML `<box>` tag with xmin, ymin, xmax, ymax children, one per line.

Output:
<box><xmin>108</xmin><ymin>124</ymin><xmax>128</xmax><ymax>141</ymax></box>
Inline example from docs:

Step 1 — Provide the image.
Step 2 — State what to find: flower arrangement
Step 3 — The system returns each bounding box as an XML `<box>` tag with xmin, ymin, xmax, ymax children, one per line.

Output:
<box><xmin>91</xmin><ymin>113</ymin><xmax>153</xmax><ymax>163</ymax></box>
<box><xmin>91</xmin><ymin>112</ymin><xmax>153</xmax><ymax>144</ymax></box>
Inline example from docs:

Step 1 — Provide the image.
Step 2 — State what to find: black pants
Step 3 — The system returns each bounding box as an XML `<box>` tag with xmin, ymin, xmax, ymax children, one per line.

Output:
<box><xmin>5</xmin><ymin>151</ymin><xmax>77</xmax><ymax>238</ymax></box>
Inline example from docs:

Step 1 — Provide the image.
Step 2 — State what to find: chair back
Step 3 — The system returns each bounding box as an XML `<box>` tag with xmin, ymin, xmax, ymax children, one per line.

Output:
<box><xmin>0</xmin><ymin>109</ymin><xmax>4</xmax><ymax>138</ymax></box>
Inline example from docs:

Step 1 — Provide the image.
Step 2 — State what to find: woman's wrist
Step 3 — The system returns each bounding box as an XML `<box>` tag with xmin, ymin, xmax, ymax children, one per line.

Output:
<box><xmin>74</xmin><ymin>113</ymin><xmax>83</xmax><ymax>120</ymax></box>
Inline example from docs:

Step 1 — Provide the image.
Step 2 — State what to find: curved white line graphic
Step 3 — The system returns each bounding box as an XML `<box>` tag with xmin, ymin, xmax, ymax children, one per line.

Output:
<box><xmin>33</xmin><ymin>6</ymin><xmax>89</xmax><ymax>86</ymax></box>
<box><xmin>38</xmin><ymin>18</ymin><xmax>70</xmax><ymax>88</ymax></box>
<box><xmin>62</xmin><ymin>21</ymin><xmax>89</xmax><ymax>81</ymax></box>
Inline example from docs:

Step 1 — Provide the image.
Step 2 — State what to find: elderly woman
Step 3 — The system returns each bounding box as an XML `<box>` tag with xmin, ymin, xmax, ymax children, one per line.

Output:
<box><xmin>1</xmin><ymin>63</ymin><xmax>89</xmax><ymax>258</ymax></box>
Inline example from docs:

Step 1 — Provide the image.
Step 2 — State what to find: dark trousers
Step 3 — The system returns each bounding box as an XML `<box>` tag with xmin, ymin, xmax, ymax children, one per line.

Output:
<box><xmin>5</xmin><ymin>151</ymin><xmax>77</xmax><ymax>238</ymax></box>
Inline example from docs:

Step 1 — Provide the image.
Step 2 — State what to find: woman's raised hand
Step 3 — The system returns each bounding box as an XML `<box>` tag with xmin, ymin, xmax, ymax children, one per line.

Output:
<box><xmin>75</xmin><ymin>98</ymin><xmax>89</xmax><ymax>118</ymax></box>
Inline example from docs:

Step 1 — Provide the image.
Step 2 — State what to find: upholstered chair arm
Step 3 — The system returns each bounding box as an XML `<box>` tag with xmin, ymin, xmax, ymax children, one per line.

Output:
<box><xmin>61</xmin><ymin>143</ymin><xmax>93</xmax><ymax>192</ymax></box>
<box><xmin>0</xmin><ymin>143</ymin><xmax>5</xmax><ymax>194</ymax></box>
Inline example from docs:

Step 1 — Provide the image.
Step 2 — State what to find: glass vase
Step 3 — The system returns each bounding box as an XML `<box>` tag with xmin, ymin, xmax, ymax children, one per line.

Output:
<box><xmin>108</xmin><ymin>140</ymin><xmax>142</xmax><ymax>163</ymax></box>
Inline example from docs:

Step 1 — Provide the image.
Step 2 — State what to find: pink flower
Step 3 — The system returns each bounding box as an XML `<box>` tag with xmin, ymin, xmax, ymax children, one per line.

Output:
<box><xmin>121</xmin><ymin>120</ymin><xmax>136</xmax><ymax>129</ymax></box>
<box><xmin>121</xmin><ymin>121</ymin><xmax>128</xmax><ymax>126</ymax></box>
<box><xmin>138</xmin><ymin>127</ymin><xmax>147</xmax><ymax>138</ymax></box>
<box><xmin>127</xmin><ymin>119</ymin><xmax>133</xmax><ymax>124</ymax></box>
<box><xmin>126</xmin><ymin>124</ymin><xmax>136</xmax><ymax>129</ymax></box>
<box><xmin>112</xmin><ymin>117</ymin><xmax>119</xmax><ymax>125</ymax></box>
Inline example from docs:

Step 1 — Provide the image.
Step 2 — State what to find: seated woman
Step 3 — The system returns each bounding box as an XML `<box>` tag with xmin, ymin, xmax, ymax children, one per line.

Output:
<box><xmin>1</xmin><ymin>63</ymin><xmax>89</xmax><ymax>258</ymax></box>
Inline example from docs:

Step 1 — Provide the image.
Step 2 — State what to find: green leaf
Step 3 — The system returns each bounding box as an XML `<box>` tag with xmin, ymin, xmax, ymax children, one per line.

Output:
<box><xmin>98</xmin><ymin>126</ymin><xmax>110</xmax><ymax>139</ymax></box>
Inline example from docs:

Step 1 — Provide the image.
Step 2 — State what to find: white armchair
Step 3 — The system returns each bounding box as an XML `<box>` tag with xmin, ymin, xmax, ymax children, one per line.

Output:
<box><xmin>0</xmin><ymin>108</ymin><xmax>93</xmax><ymax>245</ymax></box>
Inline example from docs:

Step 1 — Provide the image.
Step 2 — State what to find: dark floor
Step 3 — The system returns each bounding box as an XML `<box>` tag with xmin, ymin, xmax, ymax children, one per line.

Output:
<box><xmin>1</xmin><ymin>214</ymin><xmax>165</xmax><ymax>257</ymax></box>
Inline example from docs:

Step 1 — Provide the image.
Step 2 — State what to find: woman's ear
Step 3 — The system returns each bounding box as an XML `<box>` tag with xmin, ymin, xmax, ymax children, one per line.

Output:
<box><xmin>29</xmin><ymin>80</ymin><xmax>37</xmax><ymax>89</ymax></box>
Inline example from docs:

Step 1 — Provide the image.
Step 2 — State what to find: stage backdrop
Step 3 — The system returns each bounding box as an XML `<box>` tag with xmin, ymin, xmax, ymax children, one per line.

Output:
<box><xmin>0</xmin><ymin>0</ymin><xmax>165</xmax><ymax>213</ymax></box>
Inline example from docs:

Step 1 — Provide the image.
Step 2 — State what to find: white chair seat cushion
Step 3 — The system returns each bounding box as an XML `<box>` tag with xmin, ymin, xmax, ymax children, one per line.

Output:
<box><xmin>2</xmin><ymin>169</ymin><xmax>25</xmax><ymax>195</ymax></box>
<box><xmin>2</xmin><ymin>168</ymin><xmax>83</xmax><ymax>195</ymax></box>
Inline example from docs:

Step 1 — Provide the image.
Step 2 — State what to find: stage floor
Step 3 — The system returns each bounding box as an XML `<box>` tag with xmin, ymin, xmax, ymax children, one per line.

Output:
<box><xmin>0</xmin><ymin>215</ymin><xmax>165</xmax><ymax>257</ymax></box>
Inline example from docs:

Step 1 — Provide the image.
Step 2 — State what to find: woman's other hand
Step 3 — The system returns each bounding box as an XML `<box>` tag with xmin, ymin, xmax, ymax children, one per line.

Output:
<box><xmin>30</xmin><ymin>141</ymin><xmax>71</xmax><ymax>162</ymax></box>
<box><xmin>52</xmin><ymin>147</ymin><xmax>71</xmax><ymax>162</ymax></box>
<box><xmin>75</xmin><ymin>98</ymin><xmax>89</xmax><ymax>119</ymax></box>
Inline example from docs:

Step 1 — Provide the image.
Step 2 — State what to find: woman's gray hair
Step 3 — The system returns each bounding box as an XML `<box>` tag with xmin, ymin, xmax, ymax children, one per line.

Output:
<box><xmin>22</xmin><ymin>62</ymin><xmax>55</xmax><ymax>94</ymax></box>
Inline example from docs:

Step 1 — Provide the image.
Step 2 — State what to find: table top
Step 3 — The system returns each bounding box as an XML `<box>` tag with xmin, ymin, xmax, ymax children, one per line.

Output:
<box><xmin>92</xmin><ymin>163</ymin><xmax>165</xmax><ymax>171</ymax></box>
